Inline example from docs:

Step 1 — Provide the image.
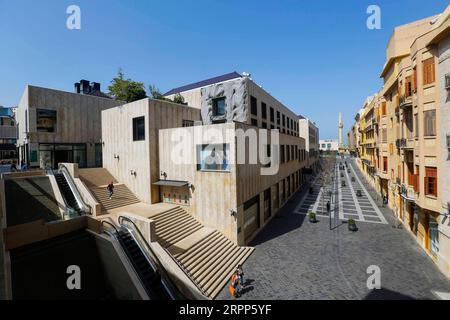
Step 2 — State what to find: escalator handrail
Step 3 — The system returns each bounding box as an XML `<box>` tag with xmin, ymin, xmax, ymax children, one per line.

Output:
<box><xmin>58</xmin><ymin>164</ymin><xmax>92</xmax><ymax>215</ymax></box>
<box><xmin>118</xmin><ymin>215</ymin><xmax>208</xmax><ymax>298</ymax></box>
<box><xmin>101</xmin><ymin>220</ymin><xmax>120</xmax><ymax>234</ymax></box>
<box><xmin>118</xmin><ymin>215</ymin><xmax>185</xmax><ymax>299</ymax></box>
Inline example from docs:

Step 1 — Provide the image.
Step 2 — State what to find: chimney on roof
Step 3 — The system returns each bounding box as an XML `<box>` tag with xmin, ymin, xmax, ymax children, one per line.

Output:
<box><xmin>91</xmin><ymin>82</ymin><xmax>101</xmax><ymax>92</ymax></box>
<box><xmin>74</xmin><ymin>82</ymin><xmax>81</xmax><ymax>94</ymax></box>
<box><xmin>80</xmin><ymin>79</ymin><xmax>91</xmax><ymax>94</ymax></box>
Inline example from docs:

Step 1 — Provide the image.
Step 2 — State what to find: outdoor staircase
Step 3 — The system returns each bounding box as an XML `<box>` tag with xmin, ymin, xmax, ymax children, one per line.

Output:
<box><xmin>90</xmin><ymin>184</ymin><xmax>140</xmax><ymax>212</ymax></box>
<box><xmin>152</xmin><ymin>206</ymin><xmax>254</xmax><ymax>299</ymax></box>
<box><xmin>153</xmin><ymin>206</ymin><xmax>204</xmax><ymax>248</ymax></box>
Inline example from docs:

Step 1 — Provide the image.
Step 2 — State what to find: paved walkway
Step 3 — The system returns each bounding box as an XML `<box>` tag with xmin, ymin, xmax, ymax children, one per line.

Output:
<box><xmin>218</xmin><ymin>156</ymin><xmax>450</xmax><ymax>300</ymax></box>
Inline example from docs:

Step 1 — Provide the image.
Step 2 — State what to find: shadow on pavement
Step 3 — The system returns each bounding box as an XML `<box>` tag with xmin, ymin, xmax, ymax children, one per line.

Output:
<box><xmin>364</xmin><ymin>288</ymin><xmax>415</xmax><ymax>300</ymax></box>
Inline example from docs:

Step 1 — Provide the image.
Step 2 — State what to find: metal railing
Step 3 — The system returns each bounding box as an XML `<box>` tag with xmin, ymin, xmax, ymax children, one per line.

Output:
<box><xmin>58</xmin><ymin>164</ymin><xmax>92</xmax><ymax>215</ymax></box>
<box><xmin>117</xmin><ymin>216</ymin><xmax>186</xmax><ymax>300</ymax></box>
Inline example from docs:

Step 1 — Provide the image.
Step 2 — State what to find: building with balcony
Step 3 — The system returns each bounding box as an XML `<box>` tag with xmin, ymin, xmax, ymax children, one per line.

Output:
<box><xmin>351</xmin><ymin>5</ymin><xmax>450</xmax><ymax>278</ymax></box>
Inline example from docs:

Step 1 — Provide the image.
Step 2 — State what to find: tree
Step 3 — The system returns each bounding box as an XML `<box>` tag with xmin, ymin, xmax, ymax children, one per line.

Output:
<box><xmin>173</xmin><ymin>93</ymin><xmax>185</xmax><ymax>104</ymax></box>
<box><xmin>108</xmin><ymin>69</ymin><xmax>147</xmax><ymax>103</ymax></box>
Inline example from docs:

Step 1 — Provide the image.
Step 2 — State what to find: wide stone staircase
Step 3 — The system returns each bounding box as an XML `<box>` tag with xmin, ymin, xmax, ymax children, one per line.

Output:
<box><xmin>78</xmin><ymin>168</ymin><xmax>140</xmax><ymax>213</ymax></box>
<box><xmin>78</xmin><ymin>168</ymin><xmax>254</xmax><ymax>299</ymax></box>
<box><xmin>152</xmin><ymin>206</ymin><xmax>254</xmax><ymax>299</ymax></box>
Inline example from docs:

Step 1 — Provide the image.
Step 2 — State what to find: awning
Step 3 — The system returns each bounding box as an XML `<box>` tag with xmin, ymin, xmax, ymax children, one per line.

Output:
<box><xmin>152</xmin><ymin>180</ymin><xmax>189</xmax><ymax>187</ymax></box>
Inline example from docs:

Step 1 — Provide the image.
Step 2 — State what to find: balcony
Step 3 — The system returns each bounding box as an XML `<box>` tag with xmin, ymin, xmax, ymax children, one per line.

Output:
<box><xmin>401</xmin><ymin>183</ymin><xmax>416</xmax><ymax>202</ymax></box>
<box><xmin>395</xmin><ymin>138</ymin><xmax>406</xmax><ymax>149</ymax></box>
<box><xmin>399</xmin><ymin>94</ymin><xmax>412</xmax><ymax>109</ymax></box>
<box><xmin>0</xmin><ymin>125</ymin><xmax>18</xmax><ymax>140</ymax></box>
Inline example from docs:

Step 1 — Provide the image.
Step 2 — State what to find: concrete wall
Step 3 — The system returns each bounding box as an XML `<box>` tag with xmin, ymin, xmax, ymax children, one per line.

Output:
<box><xmin>159</xmin><ymin>122</ymin><xmax>306</xmax><ymax>245</ymax></box>
<box><xmin>16</xmin><ymin>85</ymin><xmax>122</xmax><ymax>167</ymax></box>
<box><xmin>102</xmin><ymin>98</ymin><xmax>201</xmax><ymax>204</ymax></box>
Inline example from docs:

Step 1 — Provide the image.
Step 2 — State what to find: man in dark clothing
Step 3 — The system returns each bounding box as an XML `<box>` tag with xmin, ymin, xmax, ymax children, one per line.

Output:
<box><xmin>107</xmin><ymin>182</ymin><xmax>115</xmax><ymax>200</ymax></box>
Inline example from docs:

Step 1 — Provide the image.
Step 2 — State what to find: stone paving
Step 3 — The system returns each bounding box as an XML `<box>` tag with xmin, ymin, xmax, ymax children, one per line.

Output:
<box><xmin>218</xmin><ymin>156</ymin><xmax>450</xmax><ymax>300</ymax></box>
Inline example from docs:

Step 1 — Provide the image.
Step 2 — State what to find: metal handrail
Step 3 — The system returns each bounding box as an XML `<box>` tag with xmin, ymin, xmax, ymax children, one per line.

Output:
<box><xmin>101</xmin><ymin>220</ymin><xmax>120</xmax><ymax>234</ymax></box>
<box><xmin>58</xmin><ymin>164</ymin><xmax>92</xmax><ymax>214</ymax></box>
<box><xmin>118</xmin><ymin>216</ymin><xmax>186</xmax><ymax>299</ymax></box>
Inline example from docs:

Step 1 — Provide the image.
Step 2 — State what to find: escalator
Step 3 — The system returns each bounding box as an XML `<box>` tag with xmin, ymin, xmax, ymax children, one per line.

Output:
<box><xmin>103</xmin><ymin>218</ymin><xmax>184</xmax><ymax>300</ymax></box>
<box><xmin>54</xmin><ymin>173</ymin><xmax>82</xmax><ymax>214</ymax></box>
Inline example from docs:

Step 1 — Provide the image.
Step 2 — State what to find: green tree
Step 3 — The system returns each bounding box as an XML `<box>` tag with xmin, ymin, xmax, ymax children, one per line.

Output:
<box><xmin>173</xmin><ymin>93</ymin><xmax>185</xmax><ymax>104</ymax></box>
<box><xmin>108</xmin><ymin>69</ymin><xmax>147</xmax><ymax>102</ymax></box>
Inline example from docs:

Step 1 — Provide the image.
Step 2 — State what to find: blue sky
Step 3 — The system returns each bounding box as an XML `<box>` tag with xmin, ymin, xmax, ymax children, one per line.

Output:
<box><xmin>0</xmin><ymin>0</ymin><xmax>448</xmax><ymax>140</ymax></box>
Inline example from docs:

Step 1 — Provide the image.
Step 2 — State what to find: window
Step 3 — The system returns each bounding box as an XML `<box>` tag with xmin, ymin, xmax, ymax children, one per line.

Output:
<box><xmin>405</xmin><ymin>76</ymin><xmax>412</xmax><ymax>97</ymax></box>
<box><xmin>182</xmin><ymin>120</ymin><xmax>194</xmax><ymax>127</ymax></box>
<box><xmin>261</xmin><ymin>102</ymin><xmax>267</xmax><ymax>119</ymax></box>
<box><xmin>276</xmin><ymin>111</ymin><xmax>280</xmax><ymax>125</ymax></box>
<box><xmin>382</xmin><ymin>128</ymin><xmax>387</xmax><ymax>143</ymax></box>
<box><xmin>286</xmin><ymin>145</ymin><xmax>290</xmax><ymax>161</ymax></box>
<box><xmin>132</xmin><ymin>116</ymin><xmax>145</xmax><ymax>141</ymax></box>
<box><xmin>381</xmin><ymin>102</ymin><xmax>387</xmax><ymax>116</ymax></box>
<box><xmin>423</xmin><ymin>110</ymin><xmax>436</xmax><ymax>137</ymax></box>
<box><xmin>36</xmin><ymin>109</ymin><xmax>57</xmax><ymax>133</ymax></box>
<box><xmin>383</xmin><ymin>157</ymin><xmax>388</xmax><ymax>173</ymax></box>
<box><xmin>282</xmin><ymin>114</ymin><xmax>285</xmax><ymax>127</ymax></box>
<box><xmin>251</xmin><ymin>96</ymin><xmax>258</xmax><ymax>116</ymax></box>
<box><xmin>212</xmin><ymin>97</ymin><xmax>226</xmax><ymax>117</ymax></box>
<box><xmin>197</xmin><ymin>144</ymin><xmax>230</xmax><ymax>171</ymax></box>
<box><xmin>414</xmin><ymin>113</ymin><xmax>419</xmax><ymax>138</ymax></box>
<box><xmin>280</xmin><ymin>145</ymin><xmax>285</xmax><ymax>163</ymax></box>
<box><xmin>251</xmin><ymin>118</ymin><xmax>258</xmax><ymax>127</ymax></box>
<box><xmin>424</xmin><ymin>167</ymin><xmax>437</xmax><ymax>197</ymax></box>
<box><xmin>262</xmin><ymin>122</ymin><xmax>267</xmax><ymax>129</ymax></box>
<box><xmin>422</xmin><ymin>58</ymin><xmax>435</xmax><ymax>86</ymax></box>
<box><xmin>287</xmin><ymin>118</ymin><xmax>290</xmax><ymax>129</ymax></box>
<box><xmin>413</xmin><ymin>68</ymin><xmax>417</xmax><ymax>92</ymax></box>
<box><xmin>270</xmin><ymin>107</ymin><xmax>274</xmax><ymax>122</ymax></box>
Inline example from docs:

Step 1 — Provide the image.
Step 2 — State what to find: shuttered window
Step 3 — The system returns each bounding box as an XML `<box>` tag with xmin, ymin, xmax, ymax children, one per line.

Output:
<box><xmin>422</xmin><ymin>58</ymin><xmax>435</xmax><ymax>85</ymax></box>
<box><xmin>424</xmin><ymin>167</ymin><xmax>437</xmax><ymax>197</ymax></box>
<box><xmin>423</xmin><ymin>110</ymin><xmax>436</xmax><ymax>137</ymax></box>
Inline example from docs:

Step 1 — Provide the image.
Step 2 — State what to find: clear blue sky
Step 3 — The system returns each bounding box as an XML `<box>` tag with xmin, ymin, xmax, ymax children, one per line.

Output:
<box><xmin>0</xmin><ymin>0</ymin><xmax>447</xmax><ymax>140</ymax></box>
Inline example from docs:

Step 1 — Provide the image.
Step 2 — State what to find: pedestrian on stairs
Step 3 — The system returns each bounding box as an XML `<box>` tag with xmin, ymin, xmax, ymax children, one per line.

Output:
<box><xmin>107</xmin><ymin>182</ymin><xmax>115</xmax><ymax>200</ymax></box>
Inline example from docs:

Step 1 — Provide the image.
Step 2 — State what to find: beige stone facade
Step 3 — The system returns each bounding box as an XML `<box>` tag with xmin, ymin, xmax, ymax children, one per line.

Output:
<box><xmin>349</xmin><ymin>6</ymin><xmax>450</xmax><ymax>277</ymax></box>
<box><xmin>16</xmin><ymin>85</ymin><xmax>122</xmax><ymax>169</ymax></box>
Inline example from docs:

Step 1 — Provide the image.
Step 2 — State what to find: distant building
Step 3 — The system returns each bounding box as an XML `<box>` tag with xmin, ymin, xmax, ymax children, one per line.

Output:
<box><xmin>319</xmin><ymin>139</ymin><xmax>339</xmax><ymax>152</ymax></box>
<box><xmin>298</xmin><ymin>115</ymin><xmax>319</xmax><ymax>172</ymax></box>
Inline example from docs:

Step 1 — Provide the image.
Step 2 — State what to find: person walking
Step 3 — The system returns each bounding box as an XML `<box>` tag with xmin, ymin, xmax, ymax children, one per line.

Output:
<box><xmin>236</xmin><ymin>264</ymin><xmax>245</xmax><ymax>287</ymax></box>
<box><xmin>107</xmin><ymin>182</ymin><xmax>115</xmax><ymax>200</ymax></box>
<box><xmin>229</xmin><ymin>271</ymin><xmax>241</xmax><ymax>298</ymax></box>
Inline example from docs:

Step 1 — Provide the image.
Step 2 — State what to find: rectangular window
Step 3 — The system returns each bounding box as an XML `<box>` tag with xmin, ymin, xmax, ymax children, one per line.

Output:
<box><xmin>287</xmin><ymin>117</ymin><xmax>290</xmax><ymax>129</ymax></box>
<box><xmin>381</xmin><ymin>102</ymin><xmax>387</xmax><ymax>116</ymax></box>
<box><xmin>422</xmin><ymin>58</ymin><xmax>435</xmax><ymax>86</ymax></box>
<box><xmin>424</xmin><ymin>167</ymin><xmax>437</xmax><ymax>197</ymax></box>
<box><xmin>424</xmin><ymin>110</ymin><xmax>436</xmax><ymax>137</ymax></box>
<box><xmin>262</xmin><ymin>122</ymin><xmax>267</xmax><ymax>129</ymax></box>
<box><xmin>212</xmin><ymin>97</ymin><xmax>226</xmax><ymax>117</ymax></box>
<box><xmin>250</xmin><ymin>96</ymin><xmax>258</xmax><ymax>116</ymax></box>
<box><xmin>405</xmin><ymin>76</ymin><xmax>412</xmax><ymax>97</ymax></box>
<box><xmin>132</xmin><ymin>116</ymin><xmax>145</xmax><ymax>141</ymax></box>
<box><xmin>270</xmin><ymin>107</ymin><xmax>274</xmax><ymax>122</ymax></box>
<box><xmin>261</xmin><ymin>102</ymin><xmax>267</xmax><ymax>119</ymax></box>
<box><xmin>277</xmin><ymin>111</ymin><xmax>280</xmax><ymax>125</ymax></box>
<box><xmin>182</xmin><ymin>120</ymin><xmax>194</xmax><ymax>127</ymax></box>
<box><xmin>414</xmin><ymin>113</ymin><xmax>419</xmax><ymax>138</ymax></box>
<box><xmin>251</xmin><ymin>118</ymin><xmax>258</xmax><ymax>127</ymax></box>
<box><xmin>282</xmin><ymin>114</ymin><xmax>285</xmax><ymax>127</ymax></box>
<box><xmin>383</xmin><ymin>157</ymin><xmax>388</xmax><ymax>173</ymax></box>
<box><xmin>280</xmin><ymin>145</ymin><xmax>285</xmax><ymax>163</ymax></box>
<box><xmin>36</xmin><ymin>109</ymin><xmax>57</xmax><ymax>133</ymax></box>
<box><xmin>286</xmin><ymin>145</ymin><xmax>290</xmax><ymax>161</ymax></box>
<box><xmin>382</xmin><ymin>128</ymin><xmax>387</xmax><ymax>143</ymax></box>
<box><xmin>413</xmin><ymin>68</ymin><xmax>417</xmax><ymax>92</ymax></box>
<box><xmin>197</xmin><ymin>144</ymin><xmax>230</xmax><ymax>171</ymax></box>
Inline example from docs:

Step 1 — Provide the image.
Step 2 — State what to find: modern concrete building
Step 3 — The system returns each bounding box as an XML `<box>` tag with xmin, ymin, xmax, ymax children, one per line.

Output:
<box><xmin>16</xmin><ymin>81</ymin><xmax>122</xmax><ymax>169</ymax></box>
<box><xmin>0</xmin><ymin>113</ymin><xmax>18</xmax><ymax>161</ymax></box>
<box><xmin>351</xmin><ymin>5</ymin><xmax>450</xmax><ymax>278</ymax></box>
<box><xmin>298</xmin><ymin>115</ymin><xmax>320</xmax><ymax>172</ymax></box>
<box><xmin>319</xmin><ymin>139</ymin><xmax>339</xmax><ymax>152</ymax></box>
